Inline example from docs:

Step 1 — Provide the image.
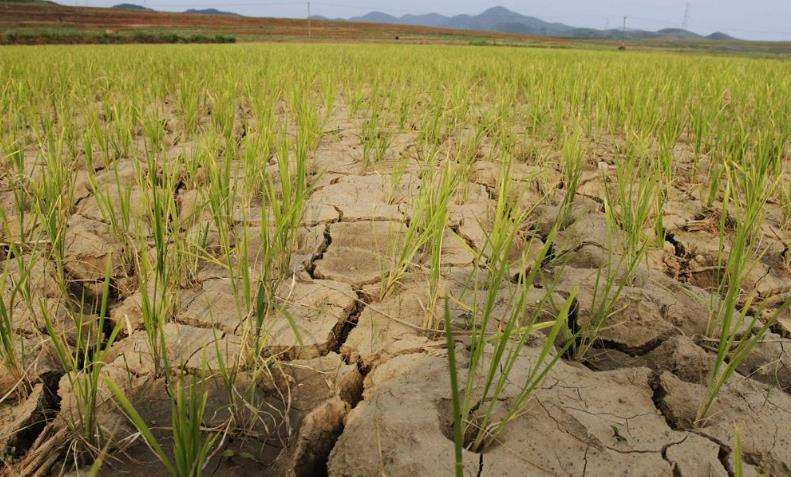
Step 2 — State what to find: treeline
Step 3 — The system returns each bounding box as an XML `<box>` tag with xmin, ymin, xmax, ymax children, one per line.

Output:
<box><xmin>1</xmin><ymin>29</ymin><xmax>236</xmax><ymax>45</ymax></box>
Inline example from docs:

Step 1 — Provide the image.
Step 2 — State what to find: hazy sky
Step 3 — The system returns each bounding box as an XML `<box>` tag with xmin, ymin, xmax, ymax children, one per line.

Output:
<box><xmin>70</xmin><ymin>1</ymin><xmax>791</xmax><ymax>40</ymax></box>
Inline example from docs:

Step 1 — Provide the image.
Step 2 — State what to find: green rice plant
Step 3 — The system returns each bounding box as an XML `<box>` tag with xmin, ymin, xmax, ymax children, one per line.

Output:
<box><xmin>107</xmin><ymin>375</ymin><xmax>219</xmax><ymax>477</ymax></box>
<box><xmin>108</xmin><ymin>102</ymin><xmax>135</xmax><ymax>160</ymax></box>
<box><xmin>349</xmin><ymin>88</ymin><xmax>365</xmax><ymax>117</ymax></box>
<box><xmin>0</xmin><ymin>269</ymin><xmax>23</xmax><ymax>390</ymax></box>
<box><xmin>321</xmin><ymin>80</ymin><xmax>337</xmax><ymax>123</ymax></box>
<box><xmin>244</xmin><ymin>134</ymin><xmax>310</xmax><ymax>342</ymax></box>
<box><xmin>568</xmin><ymin>146</ymin><xmax>659</xmax><ymax>360</ymax></box>
<box><xmin>439</xmin><ymin>151</ymin><xmax>576</xmax><ymax>451</ymax></box>
<box><xmin>291</xmin><ymin>82</ymin><xmax>323</xmax><ymax>152</ymax></box>
<box><xmin>443</xmin><ymin>299</ymin><xmax>463</xmax><ymax>477</ymax></box>
<box><xmin>458</xmin><ymin>120</ymin><xmax>490</xmax><ymax>193</ymax></box>
<box><xmin>0</xmin><ymin>248</ymin><xmax>36</xmax><ymax>395</ymax></box>
<box><xmin>217</xmin><ymin>124</ymin><xmax>310</xmax><ymax>425</ymax></box>
<box><xmin>360</xmin><ymin>98</ymin><xmax>392</xmax><ymax>169</ymax></box>
<box><xmin>203</xmin><ymin>136</ymin><xmax>236</xmax><ymax>257</ymax></box>
<box><xmin>135</xmin><ymin>252</ymin><xmax>173</xmax><ymax>379</ymax></box>
<box><xmin>197</xmin><ymin>85</ymin><xmax>313</xmax><ymax>431</ymax></box>
<box><xmin>445</xmin><ymin>214</ymin><xmax>575</xmax><ymax>453</ymax></box>
<box><xmin>696</xmin><ymin>297</ymin><xmax>788</xmax><ymax>426</ymax></box>
<box><xmin>133</xmin><ymin>153</ymin><xmax>181</xmax><ymax>379</ymax></box>
<box><xmin>88</xmin><ymin>163</ymin><xmax>134</xmax><ymax>258</ymax></box>
<box><xmin>209</xmin><ymin>90</ymin><xmax>237</xmax><ymax>142</ymax></box>
<box><xmin>142</xmin><ymin>108</ymin><xmax>167</xmax><ymax>153</ymax></box>
<box><xmin>418</xmin><ymin>90</ymin><xmax>446</xmax><ymax>146</ymax></box>
<box><xmin>177</xmin><ymin>79</ymin><xmax>202</xmax><ymax>135</ymax></box>
<box><xmin>557</xmin><ymin>129</ymin><xmax>583</xmax><ymax>227</ymax></box>
<box><xmin>423</xmin><ymin>163</ymin><xmax>459</xmax><ymax>328</ymax></box>
<box><xmin>260</xmin><ymin>132</ymin><xmax>309</xmax><ymax>281</ymax></box>
<box><xmin>2</xmin><ymin>144</ymin><xmax>32</xmax><ymax>248</ymax></box>
<box><xmin>609</xmin><ymin>137</ymin><xmax>659</xmax><ymax>258</ymax></box>
<box><xmin>696</xmin><ymin>141</ymin><xmax>783</xmax><ymax>425</ymax></box>
<box><xmin>42</xmin><ymin>259</ymin><xmax>123</xmax><ymax>454</ymax></box>
<box><xmin>381</xmin><ymin>159</ymin><xmax>458</xmax><ymax>306</ymax></box>
<box><xmin>385</xmin><ymin>148</ymin><xmax>409</xmax><ymax>205</ymax></box>
<box><xmin>396</xmin><ymin>90</ymin><xmax>413</xmax><ymax>130</ymax></box>
<box><xmin>780</xmin><ymin>179</ymin><xmax>790</xmax><ymax>231</ymax></box>
<box><xmin>32</xmin><ymin>130</ymin><xmax>75</xmax><ymax>288</ymax></box>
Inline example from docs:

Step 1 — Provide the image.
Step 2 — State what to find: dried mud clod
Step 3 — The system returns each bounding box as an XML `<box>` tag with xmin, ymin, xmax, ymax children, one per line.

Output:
<box><xmin>650</xmin><ymin>370</ymin><xmax>791</xmax><ymax>476</ymax></box>
<box><xmin>328</xmin><ymin>349</ymin><xmax>739</xmax><ymax>476</ymax></box>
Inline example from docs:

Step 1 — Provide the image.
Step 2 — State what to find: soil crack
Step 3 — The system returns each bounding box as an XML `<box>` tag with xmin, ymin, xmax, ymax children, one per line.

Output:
<box><xmin>649</xmin><ymin>371</ymin><xmax>678</xmax><ymax>430</ymax></box>
<box><xmin>306</xmin><ymin>224</ymin><xmax>332</xmax><ymax>278</ymax></box>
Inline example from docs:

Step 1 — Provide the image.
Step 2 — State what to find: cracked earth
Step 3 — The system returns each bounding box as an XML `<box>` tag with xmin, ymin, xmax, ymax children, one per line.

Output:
<box><xmin>1</xmin><ymin>101</ymin><xmax>789</xmax><ymax>477</ymax></box>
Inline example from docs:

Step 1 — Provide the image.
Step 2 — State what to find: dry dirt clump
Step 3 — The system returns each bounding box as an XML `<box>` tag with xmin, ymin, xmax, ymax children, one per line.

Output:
<box><xmin>329</xmin><ymin>348</ymin><xmax>729</xmax><ymax>476</ymax></box>
<box><xmin>312</xmin><ymin>221</ymin><xmax>409</xmax><ymax>288</ymax></box>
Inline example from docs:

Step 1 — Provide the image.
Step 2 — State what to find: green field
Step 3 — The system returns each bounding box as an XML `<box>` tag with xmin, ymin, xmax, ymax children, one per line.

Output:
<box><xmin>1</xmin><ymin>43</ymin><xmax>789</xmax><ymax>475</ymax></box>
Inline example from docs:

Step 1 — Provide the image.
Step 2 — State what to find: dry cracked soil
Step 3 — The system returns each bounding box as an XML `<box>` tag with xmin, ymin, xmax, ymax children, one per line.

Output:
<box><xmin>1</xmin><ymin>105</ymin><xmax>789</xmax><ymax>477</ymax></box>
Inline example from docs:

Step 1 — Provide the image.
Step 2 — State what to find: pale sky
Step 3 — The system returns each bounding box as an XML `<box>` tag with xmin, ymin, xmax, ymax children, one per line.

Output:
<box><xmin>68</xmin><ymin>1</ymin><xmax>791</xmax><ymax>41</ymax></box>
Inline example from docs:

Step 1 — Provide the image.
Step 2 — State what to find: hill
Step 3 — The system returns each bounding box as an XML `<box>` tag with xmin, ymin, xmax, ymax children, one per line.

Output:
<box><xmin>707</xmin><ymin>31</ymin><xmax>736</xmax><ymax>40</ymax></box>
<box><xmin>351</xmin><ymin>6</ymin><xmax>575</xmax><ymax>36</ymax></box>
<box><xmin>184</xmin><ymin>8</ymin><xmax>238</xmax><ymax>16</ymax></box>
<box><xmin>111</xmin><ymin>3</ymin><xmax>152</xmax><ymax>11</ymax></box>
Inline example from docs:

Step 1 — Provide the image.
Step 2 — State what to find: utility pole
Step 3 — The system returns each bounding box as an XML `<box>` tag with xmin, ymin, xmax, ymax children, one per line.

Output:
<box><xmin>307</xmin><ymin>1</ymin><xmax>312</xmax><ymax>40</ymax></box>
<box><xmin>621</xmin><ymin>16</ymin><xmax>627</xmax><ymax>47</ymax></box>
<box><xmin>682</xmin><ymin>2</ymin><xmax>690</xmax><ymax>30</ymax></box>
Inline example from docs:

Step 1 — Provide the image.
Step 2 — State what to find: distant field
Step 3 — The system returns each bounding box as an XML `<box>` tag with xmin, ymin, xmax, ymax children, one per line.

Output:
<box><xmin>2</xmin><ymin>1</ymin><xmax>790</xmax><ymax>56</ymax></box>
<box><xmin>0</xmin><ymin>1</ymin><xmax>563</xmax><ymax>46</ymax></box>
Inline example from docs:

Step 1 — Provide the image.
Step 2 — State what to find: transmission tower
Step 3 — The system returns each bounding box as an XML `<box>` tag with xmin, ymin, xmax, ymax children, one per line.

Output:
<box><xmin>682</xmin><ymin>2</ymin><xmax>690</xmax><ymax>30</ymax></box>
<box><xmin>307</xmin><ymin>1</ymin><xmax>312</xmax><ymax>40</ymax></box>
<box><xmin>622</xmin><ymin>16</ymin><xmax>627</xmax><ymax>44</ymax></box>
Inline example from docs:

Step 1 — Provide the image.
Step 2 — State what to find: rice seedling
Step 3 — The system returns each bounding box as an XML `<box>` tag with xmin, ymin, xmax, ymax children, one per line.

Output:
<box><xmin>381</xmin><ymin>157</ymin><xmax>458</xmax><ymax>307</ymax></box>
<box><xmin>32</xmin><ymin>131</ymin><xmax>75</xmax><ymax>288</ymax></box>
<box><xmin>0</xmin><ymin>249</ymin><xmax>35</xmax><ymax>395</ymax></box>
<box><xmin>133</xmin><ymin>153</ymin><xmax>181</xmax><ymax>379</ymax></box>
<box><xmin>695</xmin><ymin>137</ymin><xmax>785</xmax><ymax>425</ymax></box>
<box><xmin>360</xmin><ymin>98</ymin><xmax>392</xmax><ymax>169</ymax></box>
<box><xmin>107</xmin><ymin>375</ymin><xmax>220</xmax><ymax>477</ymax></box>
<box><xmin>566</xmin><ymin>141</ymin><xmax>661</xmax><ymax>361</ymax></box>
<box><xmin>444</xmin><ymin>214</ymin><xmax>575</xmax><ymax>453</ymax></box>
<box><xmin>43</xmin><ymin>259</ymin><xmax>123</xmax><ymax>455</ymax></box>
<box><xmin>557</xmin><ymin>129</ymin><xmax>583</xmax><ymax>226</ymax></box>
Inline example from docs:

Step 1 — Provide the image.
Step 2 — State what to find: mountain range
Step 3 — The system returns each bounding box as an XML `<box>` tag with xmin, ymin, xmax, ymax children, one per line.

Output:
<box><xmin>109</xmin><ymin>4</ymin><xmax>735</xmax><ymax>40</ymax></box>
<box><xmin>318</xmin><ymin>6</ymin><xmax>736</xmax><ymax>41</ymax></box>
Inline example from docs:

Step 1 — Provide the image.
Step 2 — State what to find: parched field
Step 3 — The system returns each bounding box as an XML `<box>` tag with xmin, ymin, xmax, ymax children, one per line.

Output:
<box><xmin>0</xmin><ymin>44</ymin><xmax>789</xmax><ymax>476</ymax></box>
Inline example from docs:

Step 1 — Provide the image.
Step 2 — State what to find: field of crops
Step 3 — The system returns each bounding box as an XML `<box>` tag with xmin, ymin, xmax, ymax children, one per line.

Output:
<box><xmin>0</xmin><ymin>43</ymin><xmax>789</xmax><ymax>476</ymax></box>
